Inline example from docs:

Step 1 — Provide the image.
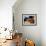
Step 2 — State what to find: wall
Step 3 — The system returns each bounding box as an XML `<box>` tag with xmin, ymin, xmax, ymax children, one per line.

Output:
<box><xmin>13</xmin><ymin>0</ymin><xmax>41</xmax><ymax>46</ymax></box>
<box><xmin>0</xmin><ymin>0</ymin><xmax>16</xmax><ymax>30</ymax></box>
<box><xmin>0</xmin><ymin>0</ymin><xmax>46</xmax><ymax>46</ymax></box>
<box><xmin>41</xmin><ymin>0</ymin><xmax>46</xmax><ymax>46</ymax></box>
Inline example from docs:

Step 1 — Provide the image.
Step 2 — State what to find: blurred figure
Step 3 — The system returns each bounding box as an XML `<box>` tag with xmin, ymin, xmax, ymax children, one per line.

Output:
<box><xmin>24</xmin><ymin>16</ymin><xmax>34</xmax><ymax>25</ymax></box>
<box><xmin>25</xmin><ymin>40</ymin><xmax>35</xmax><ymax>46</ymax></box>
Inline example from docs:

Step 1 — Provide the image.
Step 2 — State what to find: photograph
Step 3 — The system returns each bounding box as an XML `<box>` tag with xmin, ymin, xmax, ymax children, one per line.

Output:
<box><xmin>22</xmin><ymin>14</ymin><xmax>37</xmax><ymax>26</ymax></box>
<box><xmin>0</xmin><ymin>0</ymin><xmax>45</xmax><ymax>46</ymax></box>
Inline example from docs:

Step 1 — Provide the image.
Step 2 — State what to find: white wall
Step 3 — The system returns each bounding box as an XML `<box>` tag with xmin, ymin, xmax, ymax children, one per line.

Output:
<box><xmin>1</xmin><ymin>0</ymin><xmax>46</xmax><ymax>46</ymax></box>
<box><xmin>13</xmin><ymin>0</ymin><xmax>41</xmax><ymax>46</ymax></box>
<box><xmin>41</xmin><ymin>0</ymin><xmax>46</xmax><ymax>46</ymax></box>
<box><xmin>0</xmin><ymin>0</ymin><xmax>16</xmax><ymax>30</ymax></box>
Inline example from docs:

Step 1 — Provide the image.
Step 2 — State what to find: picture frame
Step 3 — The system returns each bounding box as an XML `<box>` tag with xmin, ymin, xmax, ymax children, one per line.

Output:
<box><xmin>22</xmin><ymin>14</ymin><xmax>37</xmax><ymax>26</ymax></box>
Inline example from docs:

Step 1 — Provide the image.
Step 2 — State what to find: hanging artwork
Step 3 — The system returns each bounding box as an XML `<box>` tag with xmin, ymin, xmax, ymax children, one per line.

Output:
<box><xmin>22</xmin><ymin>14</ymin><xmax>37</xmax><ymax>26</ymax></box>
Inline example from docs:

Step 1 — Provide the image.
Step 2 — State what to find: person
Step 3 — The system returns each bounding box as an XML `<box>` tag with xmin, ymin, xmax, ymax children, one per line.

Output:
<box><xmin>24</xmin><ymin>17</ymin><xmax>30</xmax><ymax>24</ymax></box>
<box><xmin>24</xmin><ymin>16</ymin><xmax>34</xmax><ymax>25</ymax></box>
<box><xmin>25</xmin><ymin>40</ymin><xmax>35</xmax><ymax>46</ymax></box>
<box><xmin>15</xmin><ymin>33</ymin><xmax>22</xmax><ymax>46</ymax></box>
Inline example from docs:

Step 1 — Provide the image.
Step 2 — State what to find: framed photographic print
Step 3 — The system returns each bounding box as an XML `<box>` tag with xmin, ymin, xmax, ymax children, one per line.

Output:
<box><xmin>22</xmin><ymin>14</ymin><xmax>37</xmax><ymax>26</ymax></box>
